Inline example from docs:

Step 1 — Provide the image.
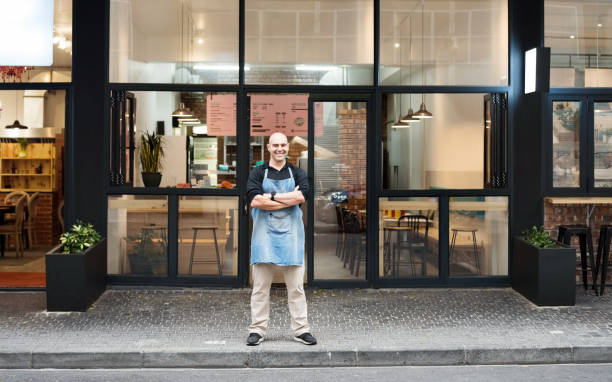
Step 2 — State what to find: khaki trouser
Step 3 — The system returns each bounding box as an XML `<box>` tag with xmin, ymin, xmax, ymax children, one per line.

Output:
<box><xmin>248</xmin><ymin>263</ymin><xmax>310</xmax><ymax>337</ymax></box>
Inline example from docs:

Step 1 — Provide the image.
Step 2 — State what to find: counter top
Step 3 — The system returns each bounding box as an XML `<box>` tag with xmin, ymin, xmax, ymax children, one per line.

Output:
<box><xmin>544</xmin><ymin>197</ymin><xmax>612</xmax><ymax>205</ymax></box>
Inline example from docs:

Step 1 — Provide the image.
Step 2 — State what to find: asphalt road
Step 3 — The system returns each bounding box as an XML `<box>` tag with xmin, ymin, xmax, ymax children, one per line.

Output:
<box><xmin>1</xmin><ymin>364</ymin><xmax>612</xmax><ymax>382</ymax></box>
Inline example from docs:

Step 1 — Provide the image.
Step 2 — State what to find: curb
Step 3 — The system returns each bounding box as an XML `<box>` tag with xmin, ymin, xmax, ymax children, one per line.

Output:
<box><xmin>1</xmin><ymin>346</ymin><xmax>612</xmax><ymax>369</ymax></box>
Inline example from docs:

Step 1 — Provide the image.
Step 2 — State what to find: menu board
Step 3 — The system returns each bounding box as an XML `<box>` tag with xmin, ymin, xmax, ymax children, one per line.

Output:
<box><xmin>250</xmin><ymin>94</ymin><xmax>314</xmax><ymax>136</ymax></box>
<box><xmin>206</xmin><ymin>94</ymin><xmax>236</xmax><ymax>136</ymax></box>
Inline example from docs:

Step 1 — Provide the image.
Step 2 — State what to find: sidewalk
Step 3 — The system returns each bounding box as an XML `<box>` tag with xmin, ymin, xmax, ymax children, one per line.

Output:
<box><xmin>1</xmin><ymin>287</ymin><xmax>611</xmax><ymax>369</ymax></box>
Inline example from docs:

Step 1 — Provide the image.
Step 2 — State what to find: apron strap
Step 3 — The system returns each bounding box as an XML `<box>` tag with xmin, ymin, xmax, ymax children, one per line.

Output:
<box><xmin>287</xmin><ymin>167</ymin><xmax>293</xmax><ymax>180</ymax></box>
<box><xmin>263</xmin><ymin>168</ymin><xmax>268</xmax><ymax>180</ymax></box>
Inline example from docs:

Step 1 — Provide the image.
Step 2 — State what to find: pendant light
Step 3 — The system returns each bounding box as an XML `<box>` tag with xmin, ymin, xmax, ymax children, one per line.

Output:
<box><xmin>4</xmin><ymin>91</ymin><xmax>28</xmax><ymax>129</ymax></box>
<box><xmin>392</xmin><ymin>14</ymin><xmax>412</xmax><ymax>129</ymax></box>
<box><xmin>172</xmin><ymin>102</ymin><xmax>193</xmax><ymax>117</ymax></box>
<box><xmin>414</xmin><ymin>1</ymin><xmax>433</xmax><ymax>119</ymax></box>
<box><xmin>172</xmin><ymin>1</ymin><xmax>193</xmax><ymax>118</ymax></box>
<box><xmin>401</xmin><ymin>12</ymin><xmax>420</xmax><ymax>124</ymax></box>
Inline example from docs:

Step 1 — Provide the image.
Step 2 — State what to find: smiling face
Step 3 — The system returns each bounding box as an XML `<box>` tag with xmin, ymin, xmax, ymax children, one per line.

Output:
<box><xmin>267</xmin><ymin>132</ymin><xmax>289</xmax><ymax>165</ymax></box>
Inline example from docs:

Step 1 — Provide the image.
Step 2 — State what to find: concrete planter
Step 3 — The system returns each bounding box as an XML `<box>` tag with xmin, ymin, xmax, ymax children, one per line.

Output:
<box><xmin>512</xmin><ymin>236</ymin><xmax>576</xmax><ymax>306</ymax></box>
<box><xmin>45</xmin><ymin>239</ymin><xmax>107</xmax><ymax>311</ymax></box>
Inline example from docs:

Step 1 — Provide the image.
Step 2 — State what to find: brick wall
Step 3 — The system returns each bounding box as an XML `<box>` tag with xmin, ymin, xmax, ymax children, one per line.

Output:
<box><xmin>339</xmin><ymin>107</ymin><xmax>367</xmax><ymax>211</ymax></box>
<box><xmin>543</xmin><ymin>200</ymin><xmax>612</xmax><ymax>283</ymax></box>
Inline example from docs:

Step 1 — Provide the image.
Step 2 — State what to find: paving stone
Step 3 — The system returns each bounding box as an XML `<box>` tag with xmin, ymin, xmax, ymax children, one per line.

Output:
<box><xmin>0</xmin><ymin>288</ymin><xmax>611</xmax><ymax>367</ymax></box>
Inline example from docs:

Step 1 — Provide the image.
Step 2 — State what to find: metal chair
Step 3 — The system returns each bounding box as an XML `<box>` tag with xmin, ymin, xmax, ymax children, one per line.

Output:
<box><xmin>188</xmin><ymin>226</ymin><xmax>222</xmax><ymax>275</ymax></box>
<box><xmin>594</xmin><ymin>225</ymin><xmax>612</xmax><ymax>296</ymax></box>
<box><xmin>449</xmin><ymin>228</ymin><xmax>481</xmax><ymax>275</ymax></box>
<box><xmin>24</xmin><ymin>192</ymin><xmax>39</xmax><ymax>248</ymax></box>
<box><xmin>393</xmin><ymin>215</ymin><xmax>430</xmax><ymax>277</ymax></box>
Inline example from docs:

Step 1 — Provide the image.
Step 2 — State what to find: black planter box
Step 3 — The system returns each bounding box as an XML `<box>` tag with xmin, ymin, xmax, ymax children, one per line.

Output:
<box><xmin>45</xmin><ymin>239</ymin><xmax>107</xmax><ymax>312</ymax></box>
<box><xmin>512</xmin><ymin>236</ymin><xmax>576</xmax><ymax>306</ymax></box>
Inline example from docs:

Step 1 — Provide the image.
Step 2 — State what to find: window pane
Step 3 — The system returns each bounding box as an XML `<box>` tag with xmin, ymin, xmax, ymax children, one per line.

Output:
<box><xmin>379</xmin><ymin>197</ymin><xmax>439</xmax><ymax>278</ymax></box>
<box><xmin>0</xmin><ymin>0</ymin><xmax>72</xmax><ymax>83</ymax></box>
<box><xmin>380</xmin><ymin>0</ymin><xmax>508</xmax><ymax>86</ymax></box>
<box><xmin>546</xmin><ymin>0</ymin><xmax>612</xmax><ymax>87</ymax></box>
<box><xmin>313</xmin><ymin>101</ymin><xmax>367</xmax><ymax>280</ymax></box>
<box><xmin>110</xmin><ymin>91</ymin><xmax>237</xmax><ymax>188</ymax></box>
<box><xmin>382</xmin><ymin>93</ymin><xmax>490</xmax><ymax>190</ymax></box>
<box><xmin>177</xmin><ymin>196</ymin><xmax>238</xmax><ymax>276</ymax></box>
<box><xmin>245</xmin><ymin>0</ymin><xmax>373</xmax><ymax>85</ymax></box>
<box><xmin>449</xmin><ymin>196</ymin><xmax>508</xmax><ymax>276</ymax></box>
<box><xmin>107</xmin><ymin>195</ymin><xmax>169</xmax><ymax>276</ymax></box>
<box><xmin>594</xmin><ymin>102</ymin><xmax>612</xmax><ymax>188</ymax></box>
<box><xmin>552</xmin><ymin>101</ymin><xmax>580</xmax><ymax>188</ymax></box>
<box><xmin>110</xmin><ymin>0</ymin><xmax>239</xmax><ymax>84</ymax></box>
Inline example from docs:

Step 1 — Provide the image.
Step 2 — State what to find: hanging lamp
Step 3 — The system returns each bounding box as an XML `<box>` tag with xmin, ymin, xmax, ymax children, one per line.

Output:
<box><xmin>4</xmin><ymin>92</ymin><xmax>28</xmax><ymax>129</ymax></box>
<box><xmin>392</xmin><ymin>16</ymin><xmax>412</xmax><ymax>129</ymax></box>
<box><xmin>401</xmin><ymin>13</ymin><xmax>420</xmax><ymax>124</ymax></box>
<box><xmin>172</xmin><ymin>102</ymin><xmax>193</xmax><ymax>117</ymax></box>
<box><xmin>414</xmin><ymin>1</ymin><xmax>433</xmax><ymax>119</ymax></box>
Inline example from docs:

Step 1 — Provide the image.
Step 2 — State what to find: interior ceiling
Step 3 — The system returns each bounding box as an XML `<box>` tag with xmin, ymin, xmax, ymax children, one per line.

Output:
<box><xmin>545</xmin><ymin>1</ymin><xmax>612</xmax><ymax>53</ymax></box>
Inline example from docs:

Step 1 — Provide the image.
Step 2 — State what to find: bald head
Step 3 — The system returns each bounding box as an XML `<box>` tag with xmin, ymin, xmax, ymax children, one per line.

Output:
<box><xmin>269</xmin><ymin>132</ymin><xmax>288</xmax><ymax>145</ymax></box>
<box><xmin>267</xmin><ymin>132</ymin><xmax>289</xmax><ymax>166</ymax></box>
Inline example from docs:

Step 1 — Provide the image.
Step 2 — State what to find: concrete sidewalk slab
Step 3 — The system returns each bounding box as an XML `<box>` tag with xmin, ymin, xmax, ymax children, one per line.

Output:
<box><xmin>1</xmin><ymin>288</ymin><xmax>611</xmax><ymax>369</ymax></box>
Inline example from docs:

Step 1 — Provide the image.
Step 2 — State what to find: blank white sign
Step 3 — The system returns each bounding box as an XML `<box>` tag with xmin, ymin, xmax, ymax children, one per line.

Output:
<box><xmin>524</xmin><ymin>48</ymin><xmax>537</xmax><ymax>94</ymax></box>
<box><xmin>0</xmin><ymin>0</ymin><xmax>54</xmax><ymax>66</ymax></box>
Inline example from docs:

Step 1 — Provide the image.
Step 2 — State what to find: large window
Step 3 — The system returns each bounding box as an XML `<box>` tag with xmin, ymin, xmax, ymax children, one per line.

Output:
<box><xmin>382</xmin><ymin>93</ymin><xmax>507</xmax><ymax>190</ymax></box>
<box><xmin>380</xmin><ymin>0</ymin><xmax>508</xmax><ymax>86</ymax></box>
<box><xmin>109</xmin><ymin>91</ymin><xmax>237</xmax><ymax>188</ymax></box>
<box><xmin>245</xmin><ymin>0</ymin><xmax>374</xmax><ymax>85</ymax></box>
<box><xmin>546</xmin><ymin>0</ymin><xmax>612</xmax><ymax>87</ymax></box>
<box><xmin>109</xmin><ymin>0</ymin><xmax>239</xmax><ymax>84</ymax></box>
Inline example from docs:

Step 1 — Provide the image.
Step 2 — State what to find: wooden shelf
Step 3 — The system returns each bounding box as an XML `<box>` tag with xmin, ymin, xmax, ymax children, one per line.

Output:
<box><xmin>1</xmin><ymin>174</ymin><xmax>52</xmax><ymax>176</ymax></box>
<box><xmin>0</xmin><ymin>142</ymin><xmax>56</xmax><ymax>192</ymax></box>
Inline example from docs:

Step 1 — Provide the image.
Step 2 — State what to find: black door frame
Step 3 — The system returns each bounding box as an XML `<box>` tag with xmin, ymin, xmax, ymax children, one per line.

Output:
<box><xmin>306</xmin><ymin>93</ymin><xmax>374</xmax><ymax>288</ymax></box>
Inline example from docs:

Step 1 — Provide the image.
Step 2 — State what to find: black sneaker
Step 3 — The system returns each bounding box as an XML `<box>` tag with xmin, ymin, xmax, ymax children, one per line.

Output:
<box><xmin>246</xmin><ymin>332</ymin><xmax>263</xmax><ymax>346</ymax></box>
<box><xmin>294</xmin><ymin>332</ymin><xmax>317</xmax><ymax>345</ymax></box>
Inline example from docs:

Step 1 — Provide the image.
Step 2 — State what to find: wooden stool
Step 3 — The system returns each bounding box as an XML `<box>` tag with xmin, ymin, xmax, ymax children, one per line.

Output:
<box><xmin>557</xmin><ymin>225</ymin><xmax>596</xmax><ymax>291</ymax></box>
<box><xmin>595</xmin><ymin>225</ymin><xmax>612</xmax><ymax>296</ymax></box>
<box><xmin>450</xmin><ymin>228</ymin><xmax>481</xmax><ymax>275</ymax></box>
<box><xmin>189</xmin><ymin>226</ymin><xmax>222</xmax><ymax>275</ymax></box>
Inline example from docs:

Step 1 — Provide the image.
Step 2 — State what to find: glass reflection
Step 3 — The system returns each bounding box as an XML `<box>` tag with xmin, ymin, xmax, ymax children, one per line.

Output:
<box><xmin>552</xmin><ymin>101</ymin><xmax>580</xmax><ymax>188</ymax></box>
<box><xmin>594</xmin><ymin>102</ymin><xmax>612</xmax><ymax>188</ymax></box>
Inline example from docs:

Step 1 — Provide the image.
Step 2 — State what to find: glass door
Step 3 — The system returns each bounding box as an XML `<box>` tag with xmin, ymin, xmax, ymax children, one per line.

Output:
<box><xmin>307</xmin><ymin>98</ymin><xmax>369</xmax><ymax>284</ymax></box>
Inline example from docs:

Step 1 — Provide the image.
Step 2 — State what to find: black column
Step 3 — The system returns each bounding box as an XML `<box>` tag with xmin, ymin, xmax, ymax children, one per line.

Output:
<box><xmin>67</xmin><ymin>0</ymin><xmax>107</xmax><ymax>234</ymax></box>
<box><xmin>510</xmin><ymin>0</ymin><xmax>546</xmax><ymax>237</ymax></box>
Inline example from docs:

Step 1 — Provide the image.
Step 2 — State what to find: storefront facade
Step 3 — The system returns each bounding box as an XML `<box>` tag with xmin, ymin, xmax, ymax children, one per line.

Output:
<box><xmin>1</xmin><ymin>0</ymin><xmax>610</xmax><ymax>290</ymax></box>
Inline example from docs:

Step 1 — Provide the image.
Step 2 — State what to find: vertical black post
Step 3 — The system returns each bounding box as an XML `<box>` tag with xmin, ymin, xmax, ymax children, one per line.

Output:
<box><xmin>69</xmin><ymin>0</ymin><xmax>107</xmax><ymax>234</ymax></box>
<box><xmin>373</xmin><ymin>0</ymin><xmax>380</xmax><ymax>86</ymax></box>
<box><xmin>439</xmin><ymin>196</ymin><xmax>449</xmax><ymax>282</ymax></box>
<box><xmin>167</xmin><ymin>194</ymin><xmax>179</xmax><ymax>278</ymax></box>
<box><xmin>307</xmin><ymin>98</ymin><xmax>315</xmax><ymax>283</ymax></box>
<box><xmin>510</xmin><ymin>0</ymin><xmax>546</xmax><ymax>238</ymax></box>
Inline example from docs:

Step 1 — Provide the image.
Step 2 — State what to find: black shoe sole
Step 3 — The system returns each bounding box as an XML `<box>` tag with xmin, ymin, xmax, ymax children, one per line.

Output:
<box><xmin>293</xmin><ymin>337</ymin><xmax>317</xmax><ymax>345</ymax></box>
<box><xmin>246</xmin><ymin>337</ymin><xmax>264</xmax><ymax>346</ymax></box>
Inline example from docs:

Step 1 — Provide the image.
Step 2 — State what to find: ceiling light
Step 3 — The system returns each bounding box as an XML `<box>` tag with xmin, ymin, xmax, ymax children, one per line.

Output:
<box><xmin>570</xmin><ymin>35</ymin><xmax>575</xmax><ymax>39</ymax></box>
<box><xmin>5</xmin><ymin>120</ymin><xmax>28</xmax><ymax>129</ymax></box>
<box><xmin>597</xmin><ymin>23</ymin><xmax>603</xmax><ymax>28</ymax></box>
<box><xmin>394</xmin><ymin>43</ymin><xmax>400</xmax><ymax>48</ymax></box>
<box><xmin>400</xmin><ymin>109</ymin><xmax>420</xmax><ymax>123</ymax></box>
<box><xmin>197</xmin><ymin>39</ymin><xmax>203</xmax><ymax>44</ymax></box>
<box><xmin>414</xmin><ymin>102</ymin><xmax>433</xmax><ymax>119</ymax></box>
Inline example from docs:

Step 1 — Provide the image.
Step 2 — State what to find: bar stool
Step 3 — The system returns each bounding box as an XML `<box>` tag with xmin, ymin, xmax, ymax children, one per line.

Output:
<box><xmin>595</xmin><ymin>225</ymin><xmax>612</xmax><ymax>296</ymax></box>
<box><xmin>557</xmin><ymin>224</ymin><xmax>596</xmax><ymax>291</ymax></box>
<box><xmin>189</xmin><ymin>226</ymin><xmax>222</xmax><ymax>275</ymax></box>
<box><xmin>449</xmin><ymin>228</ymin><xmax>481</xmax><ymax>275</ymax></box>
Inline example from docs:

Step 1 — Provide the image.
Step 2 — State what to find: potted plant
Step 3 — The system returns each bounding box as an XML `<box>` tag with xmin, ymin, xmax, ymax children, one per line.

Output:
<box><xmin>127</xmin><ymin>229</ymin><xmax>167</xmax><ymax>275</ymax></box>
<box><xmin>512</xmin><ymin>226</ymin><xmax>576</xmax><ymax>306</ymax></box>
<box><xmin>140</xmin><ymin>131</ymin><xmax>164</xmax><ymax>187</ymax></box>
<box><xmin>16</xmin><ymin>138</ymin><xmax>28</xmax><ymax>158</ymax></box>
<box><xmin>46</xmin><ymin>221</ymin><xmax>107</xmax><ymax>311</ymax></box>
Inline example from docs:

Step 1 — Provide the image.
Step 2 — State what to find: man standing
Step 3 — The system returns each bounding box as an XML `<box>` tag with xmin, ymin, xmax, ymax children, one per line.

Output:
<box><xmin>246</xmin><ymin>132</ymin><xmax>317</xmax><ymax>346</ymax></box>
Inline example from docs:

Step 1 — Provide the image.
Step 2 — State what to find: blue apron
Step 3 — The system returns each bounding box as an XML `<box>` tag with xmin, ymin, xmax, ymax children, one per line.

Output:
<box><xmin>251</xmin><ymin>167</ymin><xmax>304</xmax><ymax>266</ymax></box>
